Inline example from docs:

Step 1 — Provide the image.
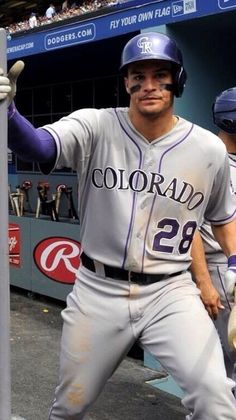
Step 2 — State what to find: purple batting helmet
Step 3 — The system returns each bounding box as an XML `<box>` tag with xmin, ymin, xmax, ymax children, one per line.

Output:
<box><xmin>120</xmin><ymin>32</ymin><xmax>187</xmax><ymax>97</ymax></box>
<box><xmin>213</xmin><ymin>88</ymin><xmax>236</xmax><ymax>134</ymax></box>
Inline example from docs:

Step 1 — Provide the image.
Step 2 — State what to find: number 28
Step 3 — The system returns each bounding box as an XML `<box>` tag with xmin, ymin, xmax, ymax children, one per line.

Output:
<box><xmin>153</xmin><ymin>218</ymin><xmax>197</xmax><ymax>254</ymax></box>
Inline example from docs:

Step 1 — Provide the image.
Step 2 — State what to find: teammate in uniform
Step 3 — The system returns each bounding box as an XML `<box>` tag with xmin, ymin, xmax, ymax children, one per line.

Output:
<box><xmin>1</xmin><ymin>32</ymin><xmax>236</xmax><ymax>419</ymax></box>
<box><xmin>191</xmin><ymin>88</ymin><xmax>236</xmax><ymax>383</ymax></box>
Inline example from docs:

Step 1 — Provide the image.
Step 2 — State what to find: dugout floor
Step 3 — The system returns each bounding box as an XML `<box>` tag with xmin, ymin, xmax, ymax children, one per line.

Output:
<box><xmin>10</xmin><ymin>286</ymin><xmax>187</xmax><ymax>420</ymax></box>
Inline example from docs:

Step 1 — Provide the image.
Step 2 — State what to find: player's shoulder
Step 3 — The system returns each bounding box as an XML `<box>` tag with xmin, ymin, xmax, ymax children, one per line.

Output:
<box><xmin>98</xmin><ymin>107</ymin><xmax>129</xmax><ymax>120</ymax></box>
<box><xmin>179</xmin><ymin>117</ymin><xmax>226</xmax><ymax>152</ymax></box>
<box><xmin>69</xmin><ymin>107</ymin><xmax>106</xmax><ymax>119</ymax></box>
<box><xmin>68</xmin><ymin>107</ymin><xmax>126</xmax><ymax>122</ymax></box>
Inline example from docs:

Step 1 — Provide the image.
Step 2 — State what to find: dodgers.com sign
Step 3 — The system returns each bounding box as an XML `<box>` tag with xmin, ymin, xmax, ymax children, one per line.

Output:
<box><xmin>45</xmin><ymin>23</ymin><xmax>95</xmax><ymax>50</ymax></box>
<box><xmin>218</xmin><ymin>0</ymin><xmax>236</xmax><ymax>9</ymax></box>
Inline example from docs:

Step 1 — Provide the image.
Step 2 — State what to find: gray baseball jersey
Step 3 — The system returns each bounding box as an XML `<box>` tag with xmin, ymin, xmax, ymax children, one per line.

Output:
<box><xmin>201</xmin><ymin>154</ymin><xmax>236</xmax><ymax>265</ymax></box>
<box><xmin>200</xmin><ymin>153</ymin><xmax>236</xmax><ymax>381</ymax></box>
<box><xmin>44</xmin><ymin>109</ymin><xmax>236</xmax><ymax>420</ymax></box>
<box><xmin>43</xmin><ymin>108</ymin><xmax>236</xmax><ymax>274</ymax></box>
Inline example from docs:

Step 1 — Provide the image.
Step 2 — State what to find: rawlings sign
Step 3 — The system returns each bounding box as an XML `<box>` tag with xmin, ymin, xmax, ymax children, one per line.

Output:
<box><xmin>33</xmin><ymin>236</ymin><xmax>81</xmax><ymax>284</ymax></box>
<box><xmin>8</xmin><ymin>223</ymin><xmax>21</xmax><ymax>267</ymax></box>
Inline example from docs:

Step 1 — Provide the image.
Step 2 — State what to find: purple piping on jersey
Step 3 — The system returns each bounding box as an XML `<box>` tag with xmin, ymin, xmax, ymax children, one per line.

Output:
<box><xmin>43</xmin><ymin>126</ymin><xmax>62</xmax><ymax>169</ymax></box>
<box><xmin>157</xmin><ymin>123</ymin><xmax>194</xmax><ymax>173</ymax></box>
<box><xmin>228</xmin><ymin>154</ymin><xmax>236</xmax><ymax>165</ymax></box>
<box><xmin>207</xmin><ymin>154</ymin><xmax>236</xmax><ymax>223</ymax></box>
<box><xmin>114</xmin><ymin>109</ymin><xmax>143</xmax><ymax>269</ymax></box>
<box><xmin>141</xmin><ymin>123</ymin><xmax>194</xmax><ymax>271</ymax></box>
<box><xmin>207</xmin><ymin>208</ymin><xmax>236</xmax><ymax>224</ymax></box>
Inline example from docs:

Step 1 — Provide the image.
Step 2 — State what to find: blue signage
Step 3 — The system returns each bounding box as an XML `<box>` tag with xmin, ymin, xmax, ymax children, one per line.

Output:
<box><xmin>44</xmin><ymin>23</ymin><xmax>96</xmax><ymax>50</ymax></box>
<box><xmin>172</xmin><ymin>1</ymin><xmax>185</xmax><ymax>16</ymax></box>
<box><xmin>218</xmin><ymin>0</ymin><xmax>236</xmax><ymax>9</ymax></box>
<box><xmin>6</xmin><ymin>0</ymin><xmax>236</xmax><ymax>60</ymax></box>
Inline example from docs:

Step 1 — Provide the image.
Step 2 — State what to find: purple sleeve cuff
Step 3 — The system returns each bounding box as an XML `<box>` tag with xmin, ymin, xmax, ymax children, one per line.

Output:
<box><xmin>228</xmin><ymin>255</ymin><xmax>236</xmax><ymax>268</ymax></box>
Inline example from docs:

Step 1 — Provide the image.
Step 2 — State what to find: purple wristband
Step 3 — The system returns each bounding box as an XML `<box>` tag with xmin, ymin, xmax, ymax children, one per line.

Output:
<box><xmin>228</xmin><ymin>254</ymin><xmax>236</xmax><ymax>269</ymax></box>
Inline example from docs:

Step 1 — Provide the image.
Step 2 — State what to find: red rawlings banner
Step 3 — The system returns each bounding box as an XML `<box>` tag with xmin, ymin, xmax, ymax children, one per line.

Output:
<box><xmin>33</xmin><ymin>236</ymin><xmax>81</xmax><ymax>284</ymax></box>
<box><xmin>8</xmin><ymin>223</ymin><xmax>21</xmax><ymax>267</ymax></box>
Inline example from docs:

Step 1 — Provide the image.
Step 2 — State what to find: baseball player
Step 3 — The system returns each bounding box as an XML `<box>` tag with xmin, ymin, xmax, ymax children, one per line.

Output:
<box><xmin>191</xmin><ymin>88</ymin><xmax>236</xmax><ymax>383</ymax></box>
<box><xmin>1</xmin><ymin>32</ymin><xmax>236</xmax><ymax>419</ymax></box>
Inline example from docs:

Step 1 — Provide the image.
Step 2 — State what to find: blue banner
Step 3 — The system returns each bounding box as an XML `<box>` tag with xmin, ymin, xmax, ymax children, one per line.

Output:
<box><xmin>218</xmin><ymin>0</ymin><xmax>236</xmax><ymax>9</ymax></box>
<box><xmin>7</xmin><ymin>0</ymin><xmax>235</xmax><ymax>60</ymax></box>
<box><xmin>44</xmin><ymin>23</ymin><xmax>96</xmax><ymax>50</ymax></box>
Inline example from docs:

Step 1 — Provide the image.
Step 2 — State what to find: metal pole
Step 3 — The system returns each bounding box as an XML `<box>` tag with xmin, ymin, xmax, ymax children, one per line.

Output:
<box><xmin>0</xmin><ymin>28</ymin><xmax>11</xmax><ymax>420</ymax></box>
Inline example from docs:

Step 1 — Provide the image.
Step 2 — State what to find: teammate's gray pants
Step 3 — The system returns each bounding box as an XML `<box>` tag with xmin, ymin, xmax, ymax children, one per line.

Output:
<box><xmin>48</xmin><ymin>266</ymin><xmax>236</xmax><ymax>420</ymax></box>
<box><xmin>207</xmin><ymin>263</ymin><xmax>236</xmax><ymax>382</ymax></box>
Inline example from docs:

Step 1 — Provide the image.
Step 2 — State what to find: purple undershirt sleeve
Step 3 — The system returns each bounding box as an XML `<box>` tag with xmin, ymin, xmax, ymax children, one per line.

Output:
<box><xmin>8</xmin><ymin>102</ymin><xmax>57</xmax><ymax>171</ymax></box>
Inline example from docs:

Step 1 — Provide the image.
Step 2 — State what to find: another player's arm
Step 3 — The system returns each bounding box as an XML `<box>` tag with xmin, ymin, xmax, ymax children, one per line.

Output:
<box><xmin>213</xmin><ymin>220</ymin><xmax>236</xmax><ymax>351</ymax></box>
<box><xmin>190</xmin><ymin>230</ymin><xmax>224</xmax><ymax>320</ymax></box>
<box><xmin>212</xmin><ymin>219</ymin><xmax>236</xmax><ymax>295</ymax></box>
<box><xmin>212</xmin><ymin>219</ymin><xmax>236</xmax><ymax>257</ymax></box>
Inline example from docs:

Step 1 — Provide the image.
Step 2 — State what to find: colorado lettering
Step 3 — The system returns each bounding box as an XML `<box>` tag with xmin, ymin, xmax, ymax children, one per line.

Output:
<box><xmin>91</xmin><ymin>168</ymin><xmax>204</xmax><ymax>210</ymax></box>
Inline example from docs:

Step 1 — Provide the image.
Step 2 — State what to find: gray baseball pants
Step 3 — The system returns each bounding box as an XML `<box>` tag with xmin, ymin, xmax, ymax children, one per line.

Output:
<box><xmin>48</xmin><ymin>266</ymin><xmax>236</xmax><ymax>419</ymax></box>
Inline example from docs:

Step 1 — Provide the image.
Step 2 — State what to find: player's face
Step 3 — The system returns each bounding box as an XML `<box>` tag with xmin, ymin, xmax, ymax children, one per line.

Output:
<box><xmin>124</xmin><ymin>60</ymin><xmax>174</xmax><ymax>118</ymax></box>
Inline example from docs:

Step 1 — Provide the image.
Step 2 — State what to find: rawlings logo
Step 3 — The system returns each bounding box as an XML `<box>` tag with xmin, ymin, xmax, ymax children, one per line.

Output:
<box><xmin>137</xmin><ymin>36</ymin><xmax>153</xmax><ymax>55</ymax></box>
<box><xmin>33</xmin><ymin>237</ymin><xmax>81</xmax><ymax>284</ymax></box>
<box><xmin>8</xmin><ymin>223</ymin><xmax>21</xmax><ymax>267</ymax></box>
<box><xmin>9</xmin><ymin>235</ymin><xmax>18</xmax><ymax>252</ymax></box>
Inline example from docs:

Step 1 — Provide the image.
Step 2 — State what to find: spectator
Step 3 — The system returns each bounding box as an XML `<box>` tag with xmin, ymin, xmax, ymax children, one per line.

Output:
<box><xmin>62</xmin><ymin>0</ymin><xmax>68</xmax><ymax>10</ymax></box>
<box><xmin>28</xmin><ymin>12</ymin><xmax>38</xmax><ymax>29</ymax></box>
<box><xmin>45</xmin><ymin>3</ymin><xmax>56</xmax><ymax>19</ymax></box>
<box><xmin>5</xmin><ymin>0</ymin><xmax>129</xmax><ymax>35</ymax></box>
